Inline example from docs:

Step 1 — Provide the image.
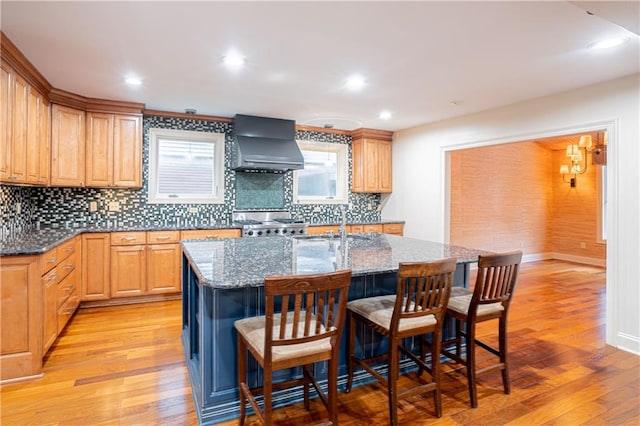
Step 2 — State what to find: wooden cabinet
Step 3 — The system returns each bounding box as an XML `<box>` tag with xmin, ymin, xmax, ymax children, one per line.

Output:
<box><xmin>1</xmin><ymin>61</ymin><xmax>50</xmax><ymax>186</ymax></box>
<box><xmin>352</xmin><ymin>137</ymin><xmax>392</xmax><ymax>193</ymax></box>
<box><xmin>0</xmin><ymin>255</ymin><xmax>41</xmax><ymax>381</ymax></box>
<box><xmin>50</xmin><ymin>104</ymin><xmax>85</xmax><ymax>186</ymax></box>
<box><xmin>307</xmin><ymin>225</ymin><xmax>340</xmax><ymax>235</ymax></box>
<box><xmin>0</xmin><ymin>62</ymin><xmax>12</xmax><ymax>181</ymax></box>
<box><xmin>110</xmin><ymin>232</ymin><xmax>146</xmax><ymax>298</ymax></box>
<box><xmin>41</xmin><ymin>237</ymin><xmax>80</xmax><ymax>354</ymax></box>
<box><xmin>382</xmin><ymin>223</ymin><xmax>404</xmax><ymax>236</ymax></box>
<box><xmin>82</xmin><ymin>233</ymin><xmax>110</xmax><ymax>301</ymax></box>
<box><xmin>86</xmin><ymin>112</ymin><xmax>141</xmax><ymax>187</ymax></box>
<box><xmin>147</xmin><ymin>231</ymin><xmax>181</xmax><ymax>294</ymax></box>
<box><xmin>180</xmin><ymin>229</ymin><xmax>242</xmax><ymax>240</ymax></box>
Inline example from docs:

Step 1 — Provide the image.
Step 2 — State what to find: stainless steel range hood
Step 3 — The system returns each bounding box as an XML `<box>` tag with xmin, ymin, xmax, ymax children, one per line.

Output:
<box><xmin>232</xmin><ymin>114</ymin><xmax>304</xmax><ymax>172</ymax></box>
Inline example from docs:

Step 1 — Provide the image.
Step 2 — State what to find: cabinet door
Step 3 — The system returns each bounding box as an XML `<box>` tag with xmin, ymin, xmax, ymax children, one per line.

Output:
<box><xmin>110</xmin><ymin>245</ymin><xmax>146</xmax><ymax>298</ymax></box>
<box><xmin>378</xmin><ymin>140</ymin><xmax>392</xmax><ymax>193</ymax></box>
<box><xmin>147</xmin><ymin>243</ymin><xmax>181</xmax><ymax>294</ymax></box>
<box><xmin>0</xmin><ymin>255</ymin><xmax>41</xmax><ymax>381</ymax></box>
<box><xmin>85</xmin><ymin>112</ymin><xmax>114</xmax><ymax>187</ymax></box>
<box><xmin>81</xmin><ymin>233</ymin><xmax>110</xmax><ymax>301</ymax></box>
<box><xmin>0</xmin><ymin>62</ymin><xmax>12</xmax><ymax>181</ymax></box>
<box><xmin>25</xmin><ymin>87</ymin><xmax>41</xmax><ymax>184</ymax></box>
<box><xmin>51</xmin><ymin>104</ymin><xmax>85</xmax><ymax>186</ymax></box>
<box><xmin>37</xmin><ymin>99</ymin><xmax>50</xmax><ymax>185</ymax></box>
<box><xmin>351</xmin><ymin>138</ymin><xmax>364</xmax><ymax>192</ymax></box>
<box><xmin>42</xmin><ymin>267</ymin><xmax>59</xmax><ymax>353</ymax></box>
<box><xmin>363</xmin><ymin>139</ymin><xmax>380</xmax><ymax>192</ymax></box>
<box><xmin>9</xmin><ymin>74</ymin><xmax>29</xmax><ymax>183</ymax></box>
<box><xmin>113</xmin><ymin>115</ymin><xmax>142</xmax><ymax>187</ymax></box>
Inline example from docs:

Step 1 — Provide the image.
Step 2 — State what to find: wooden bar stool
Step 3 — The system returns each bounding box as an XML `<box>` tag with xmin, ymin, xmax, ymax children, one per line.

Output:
<box><xmin>345</xmin><ymin>259</ymin><xmax>457</xmax><ymax>425</ymax></box>
<box><xmin>235</xmin><ymin>269</ymin><xmax>352</xmax><ymax>426</ymax></box>
<box><xmin>441</xmin><ymin>251</ymin><xmax>522</xmax><ymax>408</ymax></box>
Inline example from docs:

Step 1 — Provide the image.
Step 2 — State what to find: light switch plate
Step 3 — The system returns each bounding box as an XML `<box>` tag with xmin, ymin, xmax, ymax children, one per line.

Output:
<box><xmin>89</xmin><ymin>201</ymin><xmax>98</xmax><ymax>212</ymax></box>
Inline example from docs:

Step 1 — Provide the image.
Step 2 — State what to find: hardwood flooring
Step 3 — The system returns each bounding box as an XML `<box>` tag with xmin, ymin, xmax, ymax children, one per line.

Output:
<box><xmin>1</xmin><ymin>260</ymin><xmax>638</xmax><ymax>425</ymax></box>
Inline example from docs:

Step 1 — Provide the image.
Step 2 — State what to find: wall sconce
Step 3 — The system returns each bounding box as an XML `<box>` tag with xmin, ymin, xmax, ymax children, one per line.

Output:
<box><xmin>559</xmin><ymin>135</ymin><xmax>592</xmax><ymax>187</ymax></box>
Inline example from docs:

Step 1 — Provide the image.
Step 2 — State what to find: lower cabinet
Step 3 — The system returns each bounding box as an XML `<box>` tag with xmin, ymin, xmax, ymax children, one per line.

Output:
<box><xmin>147</xmin><ymin>241</ymin><xmax>181</xmax><ymax>294</ymax></box>
<box><xmin>309</xmin><ymin>223</ymin><xmax>404</xmax><ymax>236</ymax></box>
<box><xmin>82</xmin><ymin>233</ymin><xmax>110</xmax><ymax>301</ymax></box>
<box><xmin>111</xmin><ymin>243</ymin><xmax>146</xmax><ymax>298</ymax></box>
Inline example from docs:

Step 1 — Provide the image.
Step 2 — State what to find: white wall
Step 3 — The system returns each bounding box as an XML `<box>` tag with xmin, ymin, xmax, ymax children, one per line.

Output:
<box><xmin>383</xmin><ymin>73</ymin><xmax>640</xmax><ymax>354</ymax></box>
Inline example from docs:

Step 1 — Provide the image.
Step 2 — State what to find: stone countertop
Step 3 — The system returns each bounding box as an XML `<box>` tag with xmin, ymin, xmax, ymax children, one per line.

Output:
<box><xmin>0</xmin><ymin>223</ymin><xmax>241</xmax><ymax>256</ymax></box>
<box><xmin>0</xmin><ymin>220</ymin><xmax>405</xmax><ymax>256</ymax></box>
<box><xmin>181</xmin><ymin>233</ymin><xmax>490</xmax><ymax>289</ymax></box>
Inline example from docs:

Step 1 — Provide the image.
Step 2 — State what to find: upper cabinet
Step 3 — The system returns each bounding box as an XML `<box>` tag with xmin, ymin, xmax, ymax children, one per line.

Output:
<box><xmin>50</xmin><ymin>104</ymin><xmax>85</xmax><ymax>186</ymax></box>
<box><xmin>0</xmin><ymin>60</ymin><xmax>50</xmax><ymax>186</ymax></box>
<box><xmin>351</xmin><ymin>129</ymin><xmax>393</xmax><ymax>193</ymax></box>
<box><xmin>86</xmin><ymin>112</ymin><xmax>142</xmax><ymax>187</ymax></box>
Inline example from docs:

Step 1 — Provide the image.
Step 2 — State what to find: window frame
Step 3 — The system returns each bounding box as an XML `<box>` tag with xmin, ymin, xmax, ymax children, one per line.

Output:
<box><xmin>293</xmin><ymin>140</ymin><xmax>349</xmax><ymax>205</ymax></box>
<box><xmin>147</xmin><ymin>128</ymin><xmax>225</xmax><ymax>205</ymax></box>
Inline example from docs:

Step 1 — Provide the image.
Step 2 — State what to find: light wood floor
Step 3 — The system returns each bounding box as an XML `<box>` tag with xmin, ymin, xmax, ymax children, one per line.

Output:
<box><xmin>1</xmin><ymin>260</ymin><xmax>638</xmax><ymax>425</ymax></box>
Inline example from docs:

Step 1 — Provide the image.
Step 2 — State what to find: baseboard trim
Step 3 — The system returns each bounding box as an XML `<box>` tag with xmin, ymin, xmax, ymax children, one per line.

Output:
<box><xmin>79</xmin><ymin>293</ymin><xmax>181</xmax><ymax>309</ymax></box>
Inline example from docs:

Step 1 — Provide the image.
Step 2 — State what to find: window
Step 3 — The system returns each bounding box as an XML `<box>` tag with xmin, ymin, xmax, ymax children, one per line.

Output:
<box><xmin>293</xmin><ymin>141</ymin><xmax>348</xmax><ymax>204</ymax></box>
<box><xmin>148</xmin><ymin>128</ymin><xmax>225</xmax><ymax>204</ymax></box>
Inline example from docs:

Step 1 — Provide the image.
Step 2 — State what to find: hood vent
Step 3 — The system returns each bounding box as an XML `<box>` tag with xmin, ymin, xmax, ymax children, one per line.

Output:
<box><xmin>232</xmin><ymin>114</ymin><xmax>304</xmax><ymax>172</ymax></box>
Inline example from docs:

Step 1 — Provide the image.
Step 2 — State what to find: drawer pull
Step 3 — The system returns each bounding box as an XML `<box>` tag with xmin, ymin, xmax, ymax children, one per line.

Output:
<box><xmin>48</xmin><ymin>257</ymin><xmax>58</xmax><ymax>263</ymax></box>
<box><xmin>64</xmin><ymin>264</ymin><xmax>74</xmax><ymax>270</ymax></box>
<box><xmin>64</xmin><ymin>285</ymin><xmax>74</xmax><ymax>291</ymax></box>
<box><xmin>64</xmin><ymin>308</ymin><xmax>74</xmax><ymax>315</ymax></box>
<box><xmin>121</xmin><ymin>237</ymin><xmax>137</xmax><ymax>241</ymax></box>
<box><xmin>64</xmin><ymin>247</ymin><xmax>73</xmax><ymax>252</ymax></box>
<box><xmin>47</xmin><ymin>274</ymin><xmax>58</xmax><ymax>282</ymax></box>
<box><xmin>155</xmin><ymin>236</ymin><xmax>170</xmax><ymax>240</ymax></box>
<box><xmin>205</xmin><ymin>235</ymin><xmax>216</xmax><ymax>238</ymax></box>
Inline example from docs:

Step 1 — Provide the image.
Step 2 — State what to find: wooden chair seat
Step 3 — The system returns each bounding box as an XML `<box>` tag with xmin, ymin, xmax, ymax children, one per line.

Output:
<box><xmin>235</xmin><ymin>311</ymin><xmax>333</xmax><ymax>363</ymax></box>
<box><xmin>345</xmin><ymin>259</ymin><xmax>458</xmax><ymax>425</ymax></box>
<box><xmin>441</xmin><ymin>251</ymin><xmax>522</xmax><ymax>408</ymax></box>
<box><xmin>235</xmin><ymin>269</ymin><xmax>352</xmax><ymax>426</ymax></box>
<box><xmin>347</xmin><ymin>295</ymin><xmax>437</xmax><ymax>332</ymax></box>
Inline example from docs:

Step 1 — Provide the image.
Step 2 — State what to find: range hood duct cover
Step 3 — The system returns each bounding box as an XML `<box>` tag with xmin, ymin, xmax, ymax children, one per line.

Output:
<box><xmin>233</xmin><ymin>114</ymin><xmax>304</xmax><ymax>172</ymax></box>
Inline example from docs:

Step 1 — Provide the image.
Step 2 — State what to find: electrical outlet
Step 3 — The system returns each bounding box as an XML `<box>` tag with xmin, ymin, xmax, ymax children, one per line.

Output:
<box><xmin>15</xmin><ymin>203</ymin><xmax>21</xmax><ymax>214</ymax></box>
<box><xmin>188</xmin><ymin>207</ymin><xmax>198</xmax><ymax>213</ymax></box>
<box><xmin>89</xmin><ymin>201</ymin><xmax>98</xmax><ymax>212</ymax></box>
<box><xmin>108</xmin><ymin>201</ymin><xmax>120</xmax><ymax>212</ymax></box>
<box><xmin>313</xmin><ymin>206</ymin><xmax>322</xmax><ymax>212</ymax></box>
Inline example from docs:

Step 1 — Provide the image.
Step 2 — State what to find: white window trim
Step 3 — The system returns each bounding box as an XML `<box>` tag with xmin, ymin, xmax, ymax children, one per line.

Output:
<box><xmin>148</xmin><ymin>128</ymin><xmax>225</xmax><ymax>204</ymax></box>
<box><xmin>293</xmin><ymin>140</ymin><xmax>348</xmax><ymax>205</ymax></box>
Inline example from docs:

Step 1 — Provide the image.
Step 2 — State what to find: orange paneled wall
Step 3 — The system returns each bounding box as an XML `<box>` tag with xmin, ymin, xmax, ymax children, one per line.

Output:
<box><xmin>449</xmin><ymin>135</ymin><xmax>606</xmax><ymax>263</ymax></box>
<box><xmin>450</xmin><ymin>142</ymin><xmax>553</xmax><ymax>253</ymax></box>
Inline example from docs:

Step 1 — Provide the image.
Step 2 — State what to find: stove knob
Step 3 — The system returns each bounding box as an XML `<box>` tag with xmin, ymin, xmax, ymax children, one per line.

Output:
<box><xmin>247</xmin><ymin>230</ymin><xmax>253</xmax><ymax>236</ymax></box>
<box><xmin>299</xmin><ymin>229</ymin><xmax>304</xmax><ymax>234</ymax></box>
<box><xmin>257</xmin><ymin>231</ymin><xmax>263</xmax><ymax>236</ymax></box>
<box><xmin>274</xmin><ymin>229</ymin><xmax>279</xmax><ymax>234</ymax></box>
<box><xmin>281</xmin><ymin>229</ymin><xmax>287</xmax><ymax>234</ymax></box>
<box><xmin>266</xmin><ymin>229</ymin><xmax>271</xmax><ymax>234</ymax></box>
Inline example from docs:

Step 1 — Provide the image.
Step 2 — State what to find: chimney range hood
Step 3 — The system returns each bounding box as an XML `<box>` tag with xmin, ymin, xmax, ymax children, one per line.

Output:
<box><xmin>232</xmin><ymin>114</ymin><xmax>304</xmax><ymax>172</ymax></box>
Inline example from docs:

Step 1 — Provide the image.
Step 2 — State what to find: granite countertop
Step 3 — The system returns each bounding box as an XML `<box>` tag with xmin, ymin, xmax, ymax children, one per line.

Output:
<box><xmin>181</xmin><ymin>233</ymin><xmax>489</xmax><ymax>289</ymax></box>
<box><xmin>310</xmin><ymin>219</ymin><xmax>404</xmax><ymax>226</ymax></box>
<box><xmin>0</xmin><ymin>220</ymin><xmax>405</xmax><ymax>256</ymax></box>
<box><xmin>0</xmin><ymin>223</ymin><xmax>241</xmax><ymax>256</ymax></box>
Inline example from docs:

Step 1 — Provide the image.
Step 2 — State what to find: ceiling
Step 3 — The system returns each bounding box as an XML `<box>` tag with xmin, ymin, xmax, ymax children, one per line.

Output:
<box><xmin>1</xmin><ymin>1</ymin><xmax>638</xmax><ymax>132</ymax></box>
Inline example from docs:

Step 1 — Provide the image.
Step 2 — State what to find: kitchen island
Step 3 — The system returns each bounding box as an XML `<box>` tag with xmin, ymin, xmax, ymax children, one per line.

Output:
<box><xmin>181</xmin><ymin>233</ymin><xmax>488</xmax><ymax>424</ymax></box>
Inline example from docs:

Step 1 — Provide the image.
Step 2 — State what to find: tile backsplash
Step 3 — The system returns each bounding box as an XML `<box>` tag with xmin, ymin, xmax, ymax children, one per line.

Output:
<box><xmin>0</xmin><ymin>114</ymin><xmax>381</xmax><ymax>234</ymax></box>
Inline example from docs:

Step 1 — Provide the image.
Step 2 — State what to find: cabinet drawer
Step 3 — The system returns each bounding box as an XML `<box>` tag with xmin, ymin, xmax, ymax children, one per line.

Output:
<box><xmin>181</xmin><ymin>229</ymin><xmax>241</xmax><ymax>240</ymax></box>
<box><xmin>147</xmin><ymin>230</ymin><xmax>180</xmax><ymax>244</ymax></box>
<box><xmin>307</xmin><ymin>225</ymin><xmax>340</xmax><ymax>235</ymax></box>
<box><xmin>111</xmin><ymin>231</ymin><xmax>146</xmax><ymax>245</ymax></box>
<box><xmin>350</xmin><ymin>225</ymin><xmax>364</xmax><ymax>233</ymax></box>
<box><xmin>383</xmin><ymin>223</ymin><xmax>404</xmax><ymax>235</ymax></box>
<box><xmin>57</xmin><ymin>289</ymin><xmax>79</xmax><ymax>334</ymax></box>
<box><xmin>56</xmin><ymin>250</ymin><xmax>78</xmax><ymax>282</ymax></box>
<box><xmin>40</xmin><ymin>246</ymin><xmax>59</xmax><ymax>275</ymax></box>
<box><xmin>57</xmin><ymin>268</ymin><xmax>78</xmax><ymax>308</ymax></box>
<box><xmin>363</xmin><ymin>224</ymin><xmax>383</xmax><ymax>233</ymax></box>
<box><xmin>42</xmin><ymin>266</ymin><xmax>61</xmax><ymax>288</ymax></box>
<box><xmin>57</xmin><ymin>239</ymin><xmax>76</xmax><ymax>261</ymax></box>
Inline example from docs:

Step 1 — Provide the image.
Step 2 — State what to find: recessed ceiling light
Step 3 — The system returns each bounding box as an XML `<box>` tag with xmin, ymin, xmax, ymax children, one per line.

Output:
<box><xmin>223</xmin><ymin>51</ymin><xmax>246</xmax><ymax>70</ymax></box>
<box><xmin>125</xmin><ymin>76</ymin><xmax>142</xmax><ymax>86</ymax></box>
<box><xmin>379</xmin><ymin>110</ymin><xmax>392</xmax><ymax>120</ymax></box>
<box><xmin>345</xmin><ymin>74</ymin><xmax>366</xmax><ymax>91</ymax></box>
<box><xmin>589</xmin><ymin>37</ymin><xmax>627</xmax><ymax>50</ymax></box>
